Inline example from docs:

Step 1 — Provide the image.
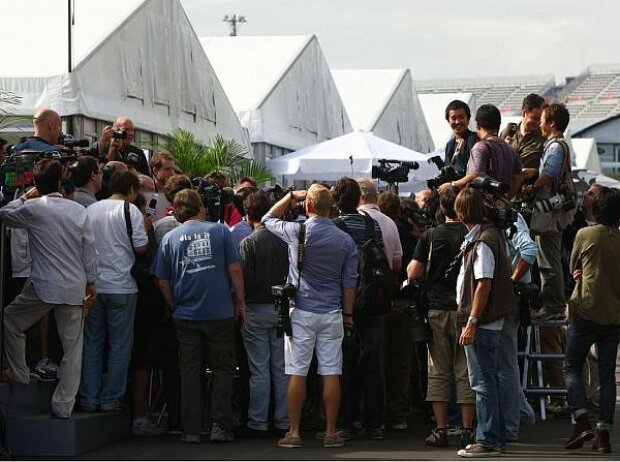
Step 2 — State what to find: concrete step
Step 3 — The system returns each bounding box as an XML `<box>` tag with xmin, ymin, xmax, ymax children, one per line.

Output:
<box><xmin>0</xmin><ymin>381</ymin><xmax>55</xmax><ymax>418</ymax></box>
<box><xmin>7</xmin><ymin>411</ymin><xmax>131</xmax><ymax>457</ymax></box>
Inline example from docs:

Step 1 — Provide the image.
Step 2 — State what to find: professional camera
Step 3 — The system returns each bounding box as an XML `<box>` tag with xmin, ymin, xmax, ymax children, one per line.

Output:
<box><xmin>192</xmin><ymin>177</ymin><xmax>225</xmax><ymax>222</ymax></box>
<box><xmin>469</xmin><ymin>176</ymin><xmax>518</xmax><ymax>231</ymax></box>
<box><xmin>505</xmin><ymin>122</ymin><xmax>518</xmax><ymax>139</ymax></box>
<box><xmin>112</xmin><ymin>129</ymin><xmax>127</xmax><ymax>140</ymax></box>
<box><xmin>372</xmin><ymin>159</ymin><xmax>419</xmax><ymax>184</ymax></box>
<box><xmin>58</xmin><ymin>133</ymin><xmax>90</xmax><ymax>150</ymax></box>
<box><xmin>426</xmin><ymin>155</ymin><xmax>461</xmax><ymax>190</ymax></box>
<box><xmin>400</xmin><ymin>279</ymin><xmax>429</xmax><ymax>343</ymax></box>
<box><xmin>262</xmin><ymin>184</ymin><xmax>305</xmax><ymax>221</ymax></box>
<box><xmin>272</xmin><ymin>283</ymin><xmax>297</xmax><ymax>338</ymax></box>
<box><xmin>533</xmin><ymin>186</ymin><xmax>576</xmax><ymax>213</ymax></box>
<box><xmin>514</xmin><ymin>281</ymin><xmax>542</xmax><ymax>327</ymax></box>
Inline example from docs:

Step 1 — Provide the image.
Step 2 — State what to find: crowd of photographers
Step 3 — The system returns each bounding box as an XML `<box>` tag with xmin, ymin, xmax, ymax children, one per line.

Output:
<box><xmin>0</xmin><ymin>98</ymin><xmax>619</xmax><ymax>457</ymax></box>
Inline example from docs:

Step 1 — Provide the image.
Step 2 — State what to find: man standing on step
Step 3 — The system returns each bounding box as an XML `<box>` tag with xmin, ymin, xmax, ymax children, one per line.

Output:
<box><xmin>0</xmin><ymin>158</ymin><xmax>98</xmax><ymax>419</ymax></box>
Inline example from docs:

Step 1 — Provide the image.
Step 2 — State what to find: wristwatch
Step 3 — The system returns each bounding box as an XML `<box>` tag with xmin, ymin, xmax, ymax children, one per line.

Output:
<box><xmin>467</xmin><ymin>316</ymin><xmax>478</xmax><ymax>325</ymax></box>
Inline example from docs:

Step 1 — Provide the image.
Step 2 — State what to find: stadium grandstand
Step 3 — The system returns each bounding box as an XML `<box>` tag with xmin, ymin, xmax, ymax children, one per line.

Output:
<box><xmin>557</xmin><ymin>64</ymin><xmax>620</xmax><ymax>132</ymax></box>
<box><xmin>414</xmin><ymin>75</ymin><xmax>555</xmax><ymax>116</ymax></box>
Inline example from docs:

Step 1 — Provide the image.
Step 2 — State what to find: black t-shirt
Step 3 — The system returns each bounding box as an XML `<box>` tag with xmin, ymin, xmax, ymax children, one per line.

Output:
<box><xmin>412</xmin><ymin>222</ymin><xmax>467</xmax><ymax>310</ymax></box>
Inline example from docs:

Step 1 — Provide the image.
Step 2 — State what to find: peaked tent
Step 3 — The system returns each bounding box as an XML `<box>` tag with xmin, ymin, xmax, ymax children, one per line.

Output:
<box><xmin>567</xmin><ymin>137</ymin><xmax>602</xmax><ymax>174</ymax></box>
<box><xmin>201</xmin><ymin>35</ymin><xmax>352</xmax><ymax>164</ymax></box>
<box><xmin>417</xmin><ymin>92</ymin><xmax>476</xmax><ymax>153</ymax></box>
<box><xmin>0</xmin><ymin>0</ymin><xmax>250</xmax><ymax>151</ymax></box>
<box><xmin>332</xmin><ymin>69</ymin><xmax>434</xmax><ymax>153</ymax></box>
<box><xmin>267</xmin><ymin>131</ymin><xmax>438</xmax><ymax>189</ymax></box>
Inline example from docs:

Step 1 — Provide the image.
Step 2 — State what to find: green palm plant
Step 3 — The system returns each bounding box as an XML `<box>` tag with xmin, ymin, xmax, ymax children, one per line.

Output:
<box><xmin>163</xmin><ymin>129</ymin><xmax>272</xmax><ymax>185</ymax></box>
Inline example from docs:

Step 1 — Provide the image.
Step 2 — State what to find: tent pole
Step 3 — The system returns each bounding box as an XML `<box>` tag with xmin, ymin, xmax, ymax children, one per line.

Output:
<box><xmin>67</xmin><ymin>0</ymin><xmax>72</xmax><ymax>73</ymax></box>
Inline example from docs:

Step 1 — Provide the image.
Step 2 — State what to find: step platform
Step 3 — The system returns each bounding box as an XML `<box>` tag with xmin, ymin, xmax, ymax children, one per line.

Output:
<box><xmin>7</xmin><ymin>410</ymin><xmax>131</xmax><ymax>457</ymax></box>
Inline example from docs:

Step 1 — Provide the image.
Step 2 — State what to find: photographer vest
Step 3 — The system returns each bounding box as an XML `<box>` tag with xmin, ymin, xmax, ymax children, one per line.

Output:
<box><xmin>457</xmin><ymin>224</ymin><xmax>518</xmax><ymax>327</ymax></box>
<box><xmin>530</xmin><ymin>138</ymin><xmax>576</xmax><ymax>235</ymax></box>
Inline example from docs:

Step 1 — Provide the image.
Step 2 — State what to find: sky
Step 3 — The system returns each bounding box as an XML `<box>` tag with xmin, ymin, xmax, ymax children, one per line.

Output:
<box><xmin>181</xmin><ymin>0</ymin><xmax>620</xmax><ymax>84</ymax></box>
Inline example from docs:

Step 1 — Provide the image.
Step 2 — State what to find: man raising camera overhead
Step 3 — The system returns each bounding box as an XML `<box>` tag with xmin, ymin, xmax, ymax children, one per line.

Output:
<box><xmin>92</xmin><ymin>117</ymin><xmax>150</xmax><ymax>176</ymax></box>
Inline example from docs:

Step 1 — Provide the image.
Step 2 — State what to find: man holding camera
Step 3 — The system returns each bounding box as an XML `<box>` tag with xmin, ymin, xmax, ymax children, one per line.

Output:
<box><xmin>238</xmin><ymin>191</ymin><xmax>290</xmax><ymax>437</ymax></box>
<box><xmin>152</xmin><ymin>188</ymin><xmax>246</xmax><ymax>443</ymax></box>
<box><xmin>407</xmin><ymin>186</ymin><xmax>475</xmax><ymax>448</ymax></box>
<box><xmin>444</xmin><ymin>100</ymin><xmax>479</xmax><ymax>175</ymax></box>
<box><xmin>262</xmin><ymin>184</ymin><xmax>357</xmax><ymax>449</ymax></box>
<box><xmin>13</xmin><ymin>108</ymin><xmax>62</xmax><ymax>153</ymax></box>
<box><xmin>0</xmin><ymin>159</ymin><xmax>98</xmax><ymax>418</ymax></box>
<box><xmin>500</xmin><ymin>94</ymin><xmax>546</xmax><ymax>169</ymax></box>
<box><xmin>439</xmin><ymin>104</ymin><xmax>522</xmax><ymax>199</ymax></box>
<box><xmin>455</xmin><ymin>187</ymin><xmax>518</xmax><ymax>457</ymax></box>
<box><xmin>523</xmin><ymin>103</ymin><xmax>575</xmax><ymax>321</ymax></box>
<box><xmin>92</xmin><ymin>117</ymin><xmax>149</xmax><ymax>175</ymax></box>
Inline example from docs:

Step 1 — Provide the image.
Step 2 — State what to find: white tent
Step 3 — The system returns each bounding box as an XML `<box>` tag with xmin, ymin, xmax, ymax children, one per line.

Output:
<box><xmin>0</xmin><ymin>0</ymin><xmax>250</xmax><ymax>151</ymax></box>
<box><xmin>417</xmin><ymin>92</ymin><xmax>476</xmax><ymax>153</ymax></box>
<box><xmin>332</xmin><ymin>69</ymin><xmax>434</xmax><ymax>153</ymax></box>
<box><xmin>568</xmin><ymin>137</ymin><xmax>602</xmax><ymax>174</ymax></box>
<box><xmin>200</xmin><ymin>35</ymin><xmax>352</xmax><ymax>164</ymax></box>
<box><xmin>267</xmin><ymin>131</ymin><xmax>438</xmax><ymax>189</ymax></box>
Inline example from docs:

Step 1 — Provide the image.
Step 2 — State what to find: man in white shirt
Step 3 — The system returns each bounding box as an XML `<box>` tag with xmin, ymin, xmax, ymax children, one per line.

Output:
<box><xmin>79</xmin><ymin>170</ymin><xmax>148</xmax><ymax>412</ymax></box>
<box><xmin>0</xmin><ymin>159</ymin><xmax>97</xmax><ymax>418</ymax></box>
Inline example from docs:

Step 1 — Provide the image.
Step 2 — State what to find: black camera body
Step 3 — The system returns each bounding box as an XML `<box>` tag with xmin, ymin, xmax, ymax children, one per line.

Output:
<box><xmin>191</xmin><ymin>177</ymin><xmax>224</xmax><ymax>222</ymax></box>
<box><xmin>426</xmin><ymin>155</ymin><xmax>462</xmax><ymax>190</ymax></box>
<box><xmin>112</xmin><ymin>129</ymin><xmax>127</xmax><ymax>140</ymax></box>
<box><xmin>272</xmin><ymin>283</ymin><xmax>297</xmax><ymax>338</ymax></box>
<box><xmin>372</xmin><ymin>159</ymin><xmax>419</xmax><ymax>184</ymax></box>
<box><xmin>468</xmin><ymin>176</ymin><xmax>518</xmax><ymax>231</ymax></box>
<box><xmin>400</xmin><ymin>279</ymin><xmax>429</xmax><ymax>343</ymax></box>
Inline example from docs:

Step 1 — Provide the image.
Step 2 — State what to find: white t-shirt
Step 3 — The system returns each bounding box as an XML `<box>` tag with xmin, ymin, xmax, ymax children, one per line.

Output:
<box><xmin>358</xmin><ymin>203</ymin><xmax>403</xmax><ymax>269</ymax></box>
<box><xmin>87</xmin><ymin>199</ymin><xmax>148</xmax><ymax>294</ymax></box>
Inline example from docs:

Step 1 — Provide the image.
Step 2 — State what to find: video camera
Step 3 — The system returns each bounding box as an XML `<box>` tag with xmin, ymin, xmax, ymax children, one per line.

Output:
<box><xmin>191</xmin><ymin>177</ymin><xmax>234</xmax><ymax>223</ymax></box>
<box><xmin>468</xmin><ymin>177</ymin><xmax>518</xmax><ymax>231</ymax></box>
<box><xmin>426</xmin><ymin>155</ymin><xmax>461</xmax><ymax>190</ymax></box>
<box><xmin>372</xmin><ymin>159</ymin><xmax>419</xmax><ymax>184</ymax></box>
<box><xmin>272</xmin><ymin>283</ymin><xmax>297</xmax><ymax>338</ymax></box>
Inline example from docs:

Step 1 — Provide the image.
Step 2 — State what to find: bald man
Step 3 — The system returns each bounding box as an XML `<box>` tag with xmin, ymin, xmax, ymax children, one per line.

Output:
<box><xmin>91</xmin><ymin>117</ymin><xmax>150</xmax><ymax>175</ymax></box>
<box><xmin>13</xmin><ymin>108</ymin><xmax>62</xmax><ymax>153</ymax></box>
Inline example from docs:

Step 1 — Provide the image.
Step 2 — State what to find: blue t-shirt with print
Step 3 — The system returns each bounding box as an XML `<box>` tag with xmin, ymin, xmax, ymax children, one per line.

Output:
<box><xmin>151</xmin><ymin>220</ymin><xmax>239</xmax><ymax>321</ymax></box>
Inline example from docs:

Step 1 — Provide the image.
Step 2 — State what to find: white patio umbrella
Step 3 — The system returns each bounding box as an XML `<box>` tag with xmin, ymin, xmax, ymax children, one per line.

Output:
<box><xmin>267</xmin><ymin>131</ymin><xmax>439</xmax><ymax>186</ymax></box>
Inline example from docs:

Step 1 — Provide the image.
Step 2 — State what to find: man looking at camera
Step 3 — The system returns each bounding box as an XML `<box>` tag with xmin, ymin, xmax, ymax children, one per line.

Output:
<box><xmin>444</xmin><ymin>100</ymin><xmax>479</xmax><ymax>175</ymax></box>
<box><xmin>92</xmin><ymin>117</ymin><xmax>149</xmax><ymax>175</ymax></box>
<box><xmin>262</xmin><ymin>185</ymin><xmax>358</xmax><ymax>450</ymax></box>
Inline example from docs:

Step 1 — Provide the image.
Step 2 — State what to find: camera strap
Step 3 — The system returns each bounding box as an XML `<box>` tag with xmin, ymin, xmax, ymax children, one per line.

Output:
<box><xmin>123</xmin><ymin>200</ymin><xmax>136</xmax><ymax>252</ymax></box>
<box><xmin>296</xmin><ymin>222</ymin><xmax>306</xmax><ymax>288</ymax></box>
<box><xmin>426</xmin><ymin>228</ymin><xmax>434</xmax><ymax>279</ymax></box>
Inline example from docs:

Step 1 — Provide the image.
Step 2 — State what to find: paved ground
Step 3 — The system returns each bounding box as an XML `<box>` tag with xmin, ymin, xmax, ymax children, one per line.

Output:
<box><xmin>48</xmin><ymin>410</ymin><xmax>619</xmax><ymax>461</ymax></box>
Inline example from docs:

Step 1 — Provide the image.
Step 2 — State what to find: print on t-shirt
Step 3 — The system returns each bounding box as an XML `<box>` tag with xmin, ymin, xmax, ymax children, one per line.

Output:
<box><xmin>182</xmin><ymin>231</ymin><xmax>213</xmax><ymax>273</ymax></box>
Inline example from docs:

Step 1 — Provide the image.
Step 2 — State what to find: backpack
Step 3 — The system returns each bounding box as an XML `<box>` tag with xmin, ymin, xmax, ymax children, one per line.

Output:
<box><xmin>334</xmin><ymin>212</ymin><xmax>395</xmax><ymax>316</ymax></box>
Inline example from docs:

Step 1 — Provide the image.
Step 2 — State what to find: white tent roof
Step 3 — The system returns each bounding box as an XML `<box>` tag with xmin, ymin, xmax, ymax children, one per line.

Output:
<box><xmin>332</xmin><ymin>69</ymin><xmax>434</xmax><ymax>153</ymax></box>
<box><xmin>266</xmin><ymin>130</ymin><xmax>438</xmax><ymax>184</ymax></box>
<box><xmin>417</xmin><ymin>92</ymin><xmax>475</xmax><ymax>151</ymax></box>
<box><xmin>0</xmin><ymin>0</ymin><xmax>250</xmax><ymax>150</ymax></box>
<box><xmin>569</xmin><ymin>138</ymin><xmax>602</xmax><ymax>173</ymax></box>
<box><xmin>201</xmin><ymin>35</ymin><xmax>352</xmax><ymax>150</ymax></box>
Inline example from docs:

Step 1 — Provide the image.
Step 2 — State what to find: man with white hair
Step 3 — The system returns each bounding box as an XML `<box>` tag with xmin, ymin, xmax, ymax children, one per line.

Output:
<box><xmin>92</xmin><ymin>117</ymin><xmax>150</xmax><ymax>175</ymax></box>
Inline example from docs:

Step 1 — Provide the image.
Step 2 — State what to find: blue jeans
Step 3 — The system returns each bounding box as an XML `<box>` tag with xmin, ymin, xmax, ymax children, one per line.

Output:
<box><xmin>500</xmin><ymin>315</ymin><xmax>535</xmax><ymax>439</ymax></box>
<box><xmin>564</xmin><ymin>314</ymin><xmax>620</xmax><ymax>431</ymax></box>
<box><xmin>242</xmin><ymin>304</ymin><xmax>289</xmax><ymax>431</ymax></box>
<box><xmin>79</xmin><ymin>293</ymin><xmax>137</xmax><ymax>407</ymax></box>
<box><xmin>465</xmin><ymin>326</ymin><xmax>505</xmax><ymax>448</ymax></box>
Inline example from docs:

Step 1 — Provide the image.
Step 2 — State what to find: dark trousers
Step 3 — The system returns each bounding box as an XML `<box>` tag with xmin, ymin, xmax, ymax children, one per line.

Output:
<box><xmin>341</xmin><ymin>314</ymin><xmax>385</xmax><ymax>430</ymax></box>
<box><xmin>384</xmin><ymin>309</ymin><xmax>412</xmax><ymax>423</ymax></box>
<box><xmin>175</xmin><ymin>318</ymin><xmax>236</xmax><ymax>435</ymax></box>
<box><xmin>563</xmin><ymin>314</ymin><xmax>620</xmax><ymax>430</ymax></box>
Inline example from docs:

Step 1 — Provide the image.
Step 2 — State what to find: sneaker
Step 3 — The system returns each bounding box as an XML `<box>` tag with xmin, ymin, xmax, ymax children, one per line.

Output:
<box><xmin>565</xmin><ymin>414</ymin><xmax>594</xmax><ymax>450</ymax></box>
<box><xmin>457</xmin><ymin>443</ymin><xmax>501</xmax><ymax>458</ymax></box>
<box><xmin>132</xmin><ymin>421</ymin><xmax>166</xmax><ymax>436</ymax></box>
<box><xmin>278</xmin><ymin>432</ymin><xmax>302</xmax><ymax>448</ymax></box>
<box><xmin>181</xmin><ymin>433</ymin><xmax>201</xmax><ymax>444</ymax></box>
<box><xmin>209</xmin><ymin>422</ymin><xmax>234</xmax><ymax>443</ymax></box>
<box><xmin>447</xmin><ymin>426</ymin><xmax>463</xmax><ymax>436</ymax></box>
<box><xmin>592</xmin><ymin>429</ymin><xmax>611</xmax><ymax>454</ymax></box>
<box><xmin>392</xmin><ymin>421</ymin><xmax>408</xmax><ymax>430</ymax></box>
<box><xmin>100</xmin><ymin>402</ymin><xmax>125</xmax><ymax>412</ymax></box>
<box><xmin>547</xmin><ymin>401</ymin><xmax>570</xmax><ymax>417</ymax></box>
<box><xmin>39</xmin><ymin>358</ymin><xmax>59</xmax><ymax>374</ymax></box>
<box><xmin>323</xmin><ymin>433</ymin><xmax>345</xmax><ymax>448</ymax></box>
<box><xmin>29</xmin><ymin>361</ymin><xmax>56</xmax><ymax>382</ymax></box>
<box><xmin>314</xmin><ymin>429</ymin><xmax>352</xmax><ymax>441</ymax></box>
<box><xmin>426</xmin><ymin>428</ymin><xmax>449</xmax><ymax>447</ymax></box>
<box><xmin>460</xmin><ymin>428</ymin><xmax>475</xmax><ymax>448</ymax></box>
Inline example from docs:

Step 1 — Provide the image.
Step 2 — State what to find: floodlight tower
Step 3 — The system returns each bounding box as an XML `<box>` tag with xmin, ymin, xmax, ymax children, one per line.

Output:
<box><xmin>222</xmin><ymin>14</ymin><xmax>247</xmax><ymax>36</ymax></box>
